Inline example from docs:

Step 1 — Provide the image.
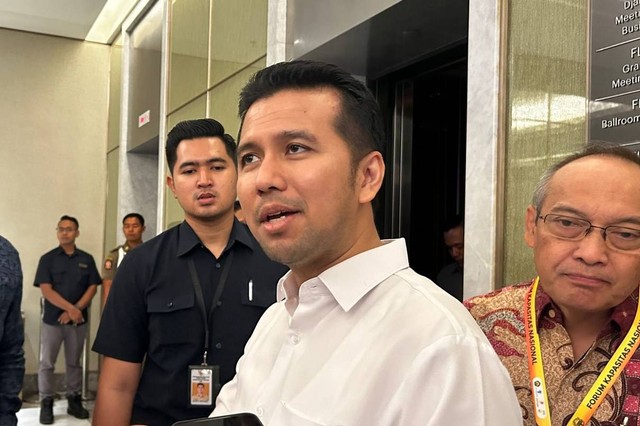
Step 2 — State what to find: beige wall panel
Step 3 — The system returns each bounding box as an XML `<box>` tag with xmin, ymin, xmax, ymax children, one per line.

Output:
<box><xmin>128</xmin><ymin>47</ymin><xmax>162</xmax><ymax>150</ymax></box>
<box><xmin>501</xmin><ymin>0</ymin><xmax>588</xmax><ymax>285</ymax></box>
<box><xmin>103</xmin><ymin>149</ymin><xmax>120</xmax><ymax>272</ymax></box>
<box><xmin>104</xmin><ymin>36</ymin><xmax>123</xmax><ymax>272</ymax></box>
<box><xmin>107</xmin><ymin>38</ymin><xmax>123</xmax><ymax>153</ymax></box>
<box><xmin>209</xmin><ymin>0</ymin><xmax>267</xmax><ymax>87</ymax></box>
<box><xmin>169</xmin><ymin>0</ymin><xmax>209</xmax><ymax>113</ymax></box>
<box><xmin>208</xmin><ymin>58</ymin><xmax>266</xmax><ymax>138</ymax></box>
<box><xmin>0</xmin><ymin>29</ymin><xmax>109</xmax><ymax>375</ymax></box>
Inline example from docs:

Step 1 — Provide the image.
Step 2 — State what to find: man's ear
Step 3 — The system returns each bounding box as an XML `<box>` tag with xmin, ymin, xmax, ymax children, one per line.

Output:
<box><xmin>166</xmin><ymin>174</ymin><xmax>176</xmax><ymax>198</ymax></box>
<box><xmin>357</xmin><ymin>151</ymin><xmax>385</xmax><ymax>204</ymax></box>
<box><xmin>524</xmin><ymin>205</ymin><xmax>538</xmax><ymax>248</ymax></box>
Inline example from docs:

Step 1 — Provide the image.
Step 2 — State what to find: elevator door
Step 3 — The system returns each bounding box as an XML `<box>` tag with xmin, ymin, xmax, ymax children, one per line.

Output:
<box><xmin>375</xmin><ymin>45</ymin><xmax>467</xmax><ymax>283</ymax></box>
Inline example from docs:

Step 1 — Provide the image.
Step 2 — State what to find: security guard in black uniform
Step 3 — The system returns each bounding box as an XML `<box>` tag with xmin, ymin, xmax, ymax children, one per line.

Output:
<box><xmin>92</xmin><ymin>119</ymin><xmax>288</xmax><ymax>425</ymax></box>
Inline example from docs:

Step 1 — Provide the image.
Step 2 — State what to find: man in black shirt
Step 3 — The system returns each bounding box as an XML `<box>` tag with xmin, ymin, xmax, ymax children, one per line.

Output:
<box><xmin>436</xmin><ymin>214</ymin><xmax>464</xmax><ymax>301</ymax></box>
<box><xmin>92</xmin><ymin>118</ymin><xmax>288</xmax><ymax>425</ymax></box>
<box><xmin>34</xmin><ymin>215</ymin><xmax>101</xmax><ymax>424</ymax></box>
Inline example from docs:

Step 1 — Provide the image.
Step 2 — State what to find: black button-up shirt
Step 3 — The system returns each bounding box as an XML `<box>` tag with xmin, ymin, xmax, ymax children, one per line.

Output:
<box><xmin>34</xmin><ymin>246</ymin><xmax>101</xmax><ymax>325</ymax></box>
<box><xmin>92</xmin><ymin>220</ymin><xmax>288</xmax><ymax>425</ymax></box>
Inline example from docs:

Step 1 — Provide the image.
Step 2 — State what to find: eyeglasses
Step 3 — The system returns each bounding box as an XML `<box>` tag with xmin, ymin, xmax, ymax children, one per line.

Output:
<box><xmin>56</xmin><ymin>227</ymin><xmax>77</xmax><ymax>233</ymax></box>
<box><xmin>537</xmin><ymin>213</ymin><xmax>640</xmax><ymax>251</ymax></box>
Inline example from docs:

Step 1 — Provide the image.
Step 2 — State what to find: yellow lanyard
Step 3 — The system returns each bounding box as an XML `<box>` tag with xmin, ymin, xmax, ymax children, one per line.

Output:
<box><xmin>524</xmin><ymin>277</ymin><xmax>640</xmax><ymax>426</ymax></box>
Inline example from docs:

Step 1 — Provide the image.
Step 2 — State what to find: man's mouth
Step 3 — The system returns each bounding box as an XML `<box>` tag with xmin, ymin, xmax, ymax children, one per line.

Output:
<box><xmin>265</xmin><ymin>211</ymin><xmax>288</xmax><ymax>222</ymax></box>
<box><xmin>563</xmin><ymin>272</ymin><xmax>610</xmax><ymax>287</ymax></box>
<box><xmin>260</xmin><ymin>207</ymin><xmax>297</xmax><ymax>223</ymax></box>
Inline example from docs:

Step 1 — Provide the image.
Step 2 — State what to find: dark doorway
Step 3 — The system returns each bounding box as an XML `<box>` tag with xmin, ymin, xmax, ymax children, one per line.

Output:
<box><xmin>373</xmin><ymin>43</ymin><xmax>467</xmax><ymax>284</ymax></box>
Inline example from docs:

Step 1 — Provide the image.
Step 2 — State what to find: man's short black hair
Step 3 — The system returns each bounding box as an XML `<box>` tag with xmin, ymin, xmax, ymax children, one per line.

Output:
<box><xmin>238</xmin><ymin>60</ymin><xmax>386</xmax><ymax>164</ymax></box>
<box><xmin>442</xmin><ymin>214</ymin><xmax>464</xmax><ymax>234</ymax></box>
<box><xmin>165</xmin><ymin>118</ymin><xmax>236</xmax><ymax>174</ymax></box>
<box><xmin>59</xmin><ymin>215</ymin><xmax>79</xmax><ymax>228</ymax></box>
<box><xmin>122</xmin><ymin>213</ymin><xmax>145</xmax><ymax>226</ymax></box>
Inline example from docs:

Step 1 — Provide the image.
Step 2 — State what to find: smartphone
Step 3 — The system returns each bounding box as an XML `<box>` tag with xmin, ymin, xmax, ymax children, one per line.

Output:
<box><xmin>172</xmin><ymin>412</ymin><xmax>264</xmax><ymax>426</ymax></box>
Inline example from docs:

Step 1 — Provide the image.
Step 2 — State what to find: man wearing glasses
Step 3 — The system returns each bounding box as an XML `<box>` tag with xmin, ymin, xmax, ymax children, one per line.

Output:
<box><xmin>465</xmin><ymin>142</ymin><xmax>640</xmax><ymax>426</ymax></box>
<box><xmin>34</xmin><ymin>215</ymin><xmax>101</xmax><ymax>424</ymax></box>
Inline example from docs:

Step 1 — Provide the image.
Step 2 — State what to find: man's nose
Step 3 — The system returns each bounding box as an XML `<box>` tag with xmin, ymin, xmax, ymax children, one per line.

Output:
<box><xmin>198</xmin><ymin>168</ymin><xmax>213</xmax><ymax>186</ymax></box>
<box><xmin>254</xmin><ymin>155</ymin><xmax>286</xmax><ymax>192</ymax></box>
<box><xmin>573</xmin><ymin>229</ymin><xmax>609</xmax><ymax>265</ymax></box>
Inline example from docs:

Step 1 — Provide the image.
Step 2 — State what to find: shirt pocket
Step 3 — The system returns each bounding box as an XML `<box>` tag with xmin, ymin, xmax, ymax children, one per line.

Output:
<box><xmin>51</xmin><ymin>268</ymin><xmax>66</xmax><ymax>285</ymax></box>
<box><xmin>147</xmin><ymin>289</ymin><xmax>196</xmax><ymax>347</ymax></box>
<box><xmin>77</xmin><ymin>265</ymin><xmax>92</xmax><ymax>285</ymax></box>
<box><xmin>240</xmin><ymin>278</ymin><xmax>276</xmax><ymax>309</ymax></box>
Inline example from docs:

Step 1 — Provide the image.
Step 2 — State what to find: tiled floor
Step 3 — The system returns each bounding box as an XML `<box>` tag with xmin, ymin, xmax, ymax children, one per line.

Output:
<box><xmin>17</xmin><ymin>398</ymin><xmax>93</xmax><ymax>425</ymax></box>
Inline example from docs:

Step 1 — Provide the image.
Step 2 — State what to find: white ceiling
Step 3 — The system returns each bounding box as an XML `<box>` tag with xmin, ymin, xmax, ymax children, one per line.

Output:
<box><xmin>0</xmin><ymin>0</ymin><xmax>109</xmax><ymax>41</ymax></box>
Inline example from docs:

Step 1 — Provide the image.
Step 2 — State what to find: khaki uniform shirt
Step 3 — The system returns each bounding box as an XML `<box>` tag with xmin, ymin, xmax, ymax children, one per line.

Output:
<box><xmin>102</xmin><ymin>243</ymin><xmax>134</xmax><ymax>280</ymax></box>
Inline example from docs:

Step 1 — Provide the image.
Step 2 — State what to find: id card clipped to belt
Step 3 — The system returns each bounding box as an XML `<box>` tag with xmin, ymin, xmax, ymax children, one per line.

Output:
<box><xmin>189</xmin><ymin>365</ymin><xmax>220</xmax><ymax>406</ymax></box>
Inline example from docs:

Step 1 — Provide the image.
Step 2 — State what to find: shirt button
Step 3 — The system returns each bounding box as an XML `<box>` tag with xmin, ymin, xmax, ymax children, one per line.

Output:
<box><xmin>167</xmin><ymin>302</ymin><xmax>173</xmax><ymax>308</ymax></box>
<box><xmin>256</xmin><ymin>406</ymin><xmax>264</xmax><ymax>416</ymax></box>
<box><xmin>290</xmin><ymin>334</ymin><xmax>300</xmax><ymax>345</ymax></box>
<box><xmin>215</xmin><ymin>342</ymin><xmax>222</xmax><ymax>349</ymax></box>
<box><xmin>548</xmin><ymin>309</ymin><xmax>556</xmax><ymax>318</ymax></box>
<box><xmin>216</xmin><ymin>263</ymin><xmax>221</xmax><ymax>269</ymax></box>
<box><xmin>216</xmin><ymin>301</ymin><xmax>222</xmax><ymax>306</ymax></box>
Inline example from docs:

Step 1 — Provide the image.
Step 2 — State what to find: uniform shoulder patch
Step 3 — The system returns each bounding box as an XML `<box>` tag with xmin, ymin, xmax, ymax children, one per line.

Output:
<box><xmin>104</xmin><ymin>258</ymin><xmax>113</xmax><ymax>270</ymax></box>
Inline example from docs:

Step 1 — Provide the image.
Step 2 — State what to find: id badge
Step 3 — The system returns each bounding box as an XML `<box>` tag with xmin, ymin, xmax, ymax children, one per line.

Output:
<box><xmin>189</xmin><ymin>365</ymin><xmax>220</xmax><ymax>406</ymax></box>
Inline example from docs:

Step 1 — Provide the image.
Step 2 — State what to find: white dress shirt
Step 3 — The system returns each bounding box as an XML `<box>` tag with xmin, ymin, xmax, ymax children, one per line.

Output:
<box><xmin>212</xmin><ymin>239</ymin><xmax>521</xmax><ymax>425</ymax></box>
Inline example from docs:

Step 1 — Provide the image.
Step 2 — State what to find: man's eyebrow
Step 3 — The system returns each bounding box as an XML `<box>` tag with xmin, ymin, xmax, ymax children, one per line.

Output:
<box><xmin>237</xmin><ymin>141</ymin><xmax>257</xmax><ymax>155</ymax></box>
<box><xmin>177</xmin><ymin>157</ymin><xmax>227</xmax><ymax>169</ymax></box>
<box><xmin>550</xmin><ymin>206</ymin><xmax>640</xmax><ymax>226</ymax></box>
<box><xmin>238</xmin><ymin>129</ymin><xmax>317</xmax><ymax>150</ymax></box>
<box><xmin>281</xmin><ymin>129</ymin><xmax>317</xmax><ymax>143</ymax></box>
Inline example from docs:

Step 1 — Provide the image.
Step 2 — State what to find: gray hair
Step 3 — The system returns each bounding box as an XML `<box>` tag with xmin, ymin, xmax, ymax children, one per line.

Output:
<box><xmin>531</xmin><ymin>141</ymin><xmax>640</xmax><ymax>214</ymax></box>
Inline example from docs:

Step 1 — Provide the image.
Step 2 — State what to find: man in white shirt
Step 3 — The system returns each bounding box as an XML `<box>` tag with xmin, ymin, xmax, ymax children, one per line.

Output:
<box><xmin>212</xmin><ymin>60</ymin><xmax>521</xmax><ymax>425</ymax></box>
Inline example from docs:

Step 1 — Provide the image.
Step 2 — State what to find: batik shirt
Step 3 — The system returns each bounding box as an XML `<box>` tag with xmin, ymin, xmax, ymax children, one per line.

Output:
<box><xmin>465</xmin><ymin>280</ymin><xmax>640</xmax><ymax>426</ymax></box>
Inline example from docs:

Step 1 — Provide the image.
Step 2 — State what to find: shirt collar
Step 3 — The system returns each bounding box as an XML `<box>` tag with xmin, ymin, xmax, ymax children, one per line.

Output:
<box><xmin>176</xmin><ymin>219</ymin><xmax>256</xmax><ymax>257</ymax></box>
<box><xmin>56</xmin><ymin>246</ymin><xmax>76</xmax><ymax>257</ymax></box>
<box><xmin>277</xmin><ymin>238</ymin><xmax>410</xmax><ymax>311</ymax></box>
<box><xmin>533</xmin><ymin>282</ymin><xmax>553</xmax><ymax>322</ymax></box>
<box><xmin>610</xmin><ymin>292</ymin><xmax>638</xmax><ymax>333</ymax></box>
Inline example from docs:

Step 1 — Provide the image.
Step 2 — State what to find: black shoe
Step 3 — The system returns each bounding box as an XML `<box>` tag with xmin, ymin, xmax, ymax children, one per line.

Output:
<box><xmin>66</xmin><ymin>394</ymin><xmax>89</xmax><ymax>419</ymax></box>
<box><xmin>39</xmin><ymin>397</ymin><xmax>54</xmax><ymax>424</ymax></box>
